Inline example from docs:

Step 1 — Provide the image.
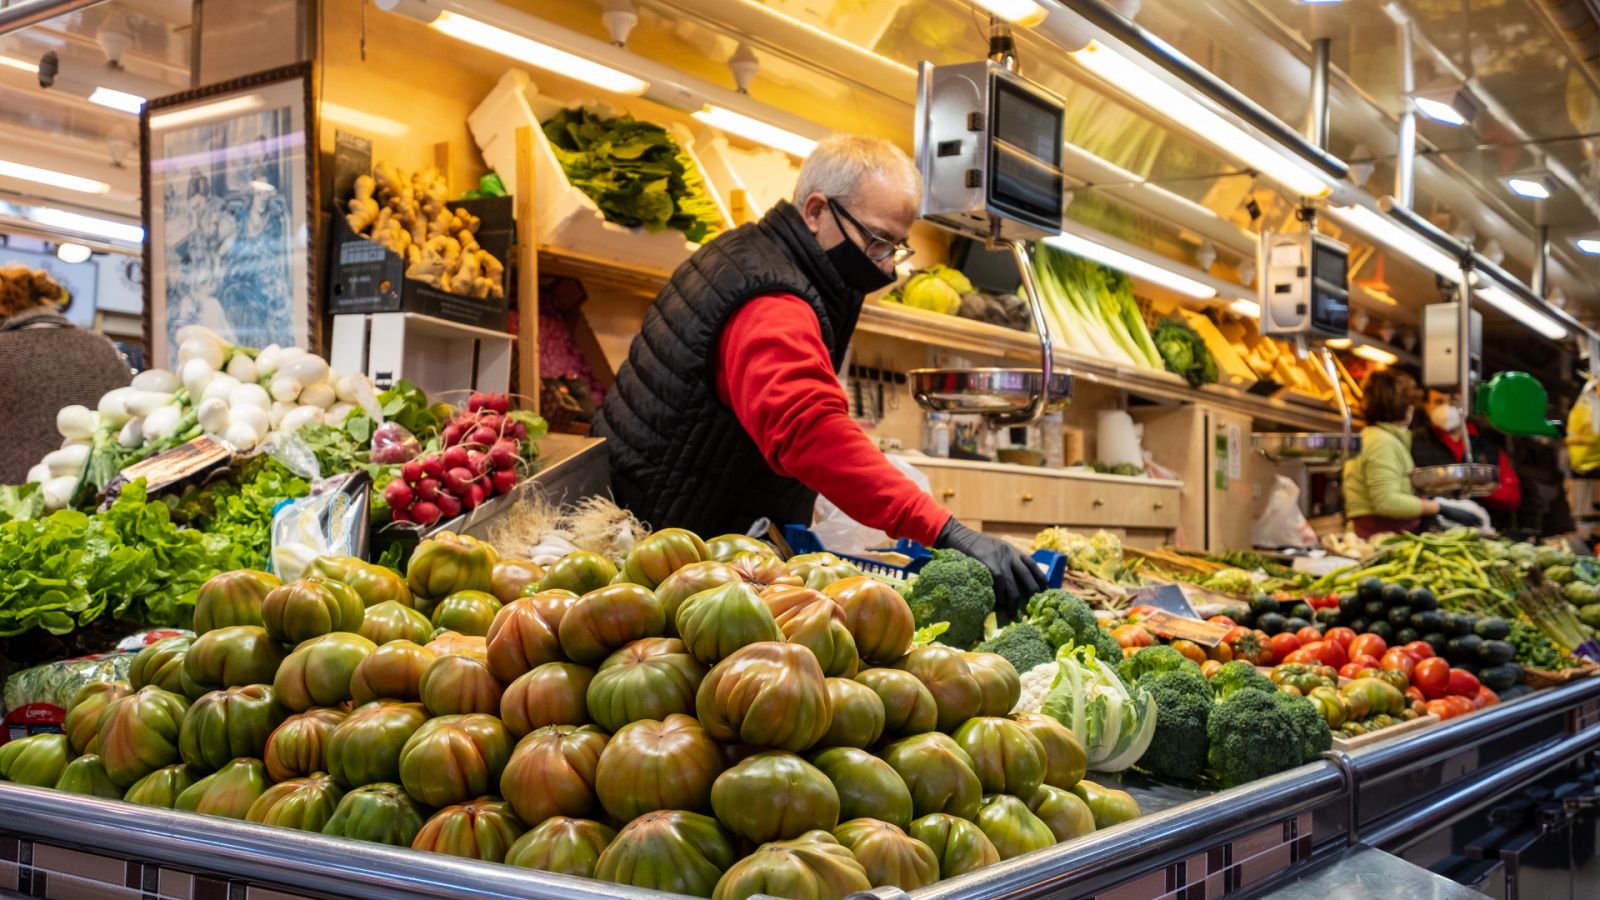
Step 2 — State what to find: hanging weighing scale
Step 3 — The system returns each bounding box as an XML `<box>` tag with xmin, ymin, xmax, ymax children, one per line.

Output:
<box><xmin>1251</xmin><ymin>226</ymin><xmax>1362</xmax><ymax>466</ymax></box>
<box><xmin>907</xmin><ymin>27</ymin><xmax>1072</xmax><ymax>426</ymax></box>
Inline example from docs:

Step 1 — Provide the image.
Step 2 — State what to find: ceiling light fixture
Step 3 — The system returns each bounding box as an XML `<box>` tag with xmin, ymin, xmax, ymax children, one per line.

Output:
<box><xmin>1324</xmin><ymin>204</ymin><xmax>1465</xmax><ymax>283</ymax></box>
<box><xmin>1044</xmin><ymin>231</ymin><xmax>1217</xmax><ymax>299</ymax></box>
<box><xmin>0</xmin><ymin>159</ymin><xmax>110</xmax><ymax>195</ymax></box>
<box><xmin>1070</xmin><ymin>41</ymin><xmax>1331</xmax><ymax>199</ymax></box>
<box><xmin>1229</xmin><ymin>299</ymin><xmax>1262</xmax><ymax>318</ymax></box>
<box><xmin>55</xmin><ymin>242</ymin><xmax>91</xmax><ymax>264</ymax></box>
<box><xmin>87</xmin><ymin>86</ymin><xmax>145</xmax><ymax>115</ymax></box>
<box><xmin>1411</xmin><ymin>86</ymin><xmax>1477</xmax><ymax>126</ymax></box>
<box><xmin>430</xmin><ymin>10</ymin><xmax>648</xmax><ymax>95</ymax></box>
<box><xmin>1351</xmin><ymin>344</ymin><xmax>1397</xmax><ymax>365</ymax></box>
<box><xmin>149</xmin><ymin>96</ymin><xmax>264</xmax><ymax>131</ymax></box>
<box><xmin>26</xmin><ymin>206</ymin><xmax>143</xmax><ymax>243</ymax></box>
<box><xmin>1506</xmin><ymin>171</ymin><xmax>1555</xmax><ymax>200</ymax></box>
<box><xmin>1324</xmin><ymin>338</ymin><xmax>1352</xmax><ymax>349</ymax></box>
<box><xmin>968</xmin><ymin>0</ymin><xmax>1049</xmax><ymax>26</ymax></box>
<box><xmin>1575</xmin><ymin>236</ymin><xmax>1600</xmax><ymax>255</ymax></box>
<box><xmin>1476</xmin><ymin>283</ymin><xmax>1568</xmax><ymax>340</ymax></box>
<box><xmin>692</xmin><ymin>105</ymin><xmax>816</xmax><ymax>158</ymax></box>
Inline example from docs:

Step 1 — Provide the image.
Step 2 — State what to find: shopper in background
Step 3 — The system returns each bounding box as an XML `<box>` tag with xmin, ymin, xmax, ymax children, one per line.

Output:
<box><xmin>0</xmin><ymin>264</ymin><xmax>130</xmax><ymax>484</ymax></box>
<box><xmin>1343</xmin><ymin>369</ymin><xmax>1489</xmax><ymax>538</ymax></box>
<box><xmin>595</xmin><ymin>134</ymin><xmax>1046</xmax><ymax>611</ymax></box>
<box><xmin>1412</xmin><ymin>388</ymin><xmax>1521</xmax><ymax>531</ymax></box>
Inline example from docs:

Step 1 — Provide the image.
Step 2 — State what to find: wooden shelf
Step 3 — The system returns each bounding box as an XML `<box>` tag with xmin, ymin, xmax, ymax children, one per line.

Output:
<box><xmin>530</xmin><ymin>247</ymin><xmax>1346</xmax><ymax>432</ymax></box>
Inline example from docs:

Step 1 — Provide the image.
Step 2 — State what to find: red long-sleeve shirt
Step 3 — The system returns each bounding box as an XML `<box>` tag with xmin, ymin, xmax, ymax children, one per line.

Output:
<box><xmin>713</xmin><ymin>294</ymin><xmax>952</xmax><ymax>546</ymax></box>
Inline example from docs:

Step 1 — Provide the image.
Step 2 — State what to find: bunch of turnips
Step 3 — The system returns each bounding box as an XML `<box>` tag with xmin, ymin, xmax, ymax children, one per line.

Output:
<box><xmin>0</xmin><ymin>527</ymin><xmax>1140</xmax><ymax>899</ymax></box>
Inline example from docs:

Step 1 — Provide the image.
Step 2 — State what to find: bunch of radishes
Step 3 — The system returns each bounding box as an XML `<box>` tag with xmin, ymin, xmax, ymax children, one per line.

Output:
<box><xmin>383</xmin><ymin>392</ymin><xmax>529</xmax><ymax>527</ymax></box>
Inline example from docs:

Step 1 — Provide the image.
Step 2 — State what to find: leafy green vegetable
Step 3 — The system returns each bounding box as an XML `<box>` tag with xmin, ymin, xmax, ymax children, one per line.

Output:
<box><xmin>1039</xmin><ymin>642</ymin><xmax>1158</xmax><ymax>772</ymax></box>
<box><xmin>1032</xmin><ymin>244</ymin><xmax>1163</xmax><ymax>369</ymax></box>
<box><xmin>345</xmin><ymin>378</ymin><xmax>445</xmax><ymax>445</ymax></box>
<box><xmin>0</xmin><ymin>483</ymin><xmax>43</xmax><ymax>525</ymax></box>
<box><xmin>166</xmin><ymin>457</ymin><xmax>310</xmax><ymax>571</ymax></box>
<box><xmin>1152</xmin><ymin>316</ymin><xmax>1219</xmax><ymax>387</ymax></box>
<box><xmin>542</xmin><ymin>106</ymin><xmax>723</xmax><ymax>243</ymax></box>
<box><xmin>0</xmin><ymin>481</ymin><xmax>235</xmax><ymax>636</ymax></box>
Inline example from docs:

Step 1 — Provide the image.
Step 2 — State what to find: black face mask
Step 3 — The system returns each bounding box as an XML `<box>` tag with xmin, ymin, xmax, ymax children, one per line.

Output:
<box><xmin>825</xmin><ymin>236</ymin><xmax>896</xmax><ymax>294</ymax></box>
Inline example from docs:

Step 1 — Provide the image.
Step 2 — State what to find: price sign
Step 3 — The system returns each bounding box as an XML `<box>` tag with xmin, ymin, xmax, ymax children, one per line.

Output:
<box><xmin>1140</xmin><ymin>610</ymin><xmax>1233</xmax><ymax>649</ymax></box>
<box><xmin>1125</xmin><ymin>584</ymin><xmax>1199</xmax><ymax>619</ymax></box>
<box><xmin>101</xmin><ymin>436</ymin><xmax>233</xmax><ymax>508</ymax></box>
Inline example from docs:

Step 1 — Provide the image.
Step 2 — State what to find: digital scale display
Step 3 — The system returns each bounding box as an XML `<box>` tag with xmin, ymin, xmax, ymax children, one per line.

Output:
<box><xmin>1311</xmin><ymin>241</ymin><xmax>1348</xmax><ymax>335</ymax></box>
<box><xmin>988</xmin><ymin>77</ymin><xmax>1064</xmax><ymax>233</ymax></box>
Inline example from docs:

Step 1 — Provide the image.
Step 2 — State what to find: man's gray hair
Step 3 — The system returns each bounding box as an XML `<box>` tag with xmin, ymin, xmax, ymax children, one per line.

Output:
<box><xmin>793</xmin><ymin>135</ymin><xmax>922</xmax><ymax>208</ymax></box>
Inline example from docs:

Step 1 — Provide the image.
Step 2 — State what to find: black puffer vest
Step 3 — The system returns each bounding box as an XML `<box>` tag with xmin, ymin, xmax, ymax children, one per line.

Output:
<box><xmin>594</xmin><ymin>200</ymin><xmax>863</xmax><ymax>534</ymax></box>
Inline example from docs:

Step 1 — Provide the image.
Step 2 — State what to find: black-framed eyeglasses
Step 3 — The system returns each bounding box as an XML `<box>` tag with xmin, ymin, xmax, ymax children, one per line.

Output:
<box><xmin>827</xmin><ymin>198</ymin><xmax>915</xmax><ymax>265</ymax></box>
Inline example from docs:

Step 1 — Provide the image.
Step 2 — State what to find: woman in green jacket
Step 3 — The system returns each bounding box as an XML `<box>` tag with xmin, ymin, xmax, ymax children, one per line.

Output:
<box><xmin>1343</xmin><ymin>369</ymin><xmax>1486</xmax><ymax>538</ymax></box>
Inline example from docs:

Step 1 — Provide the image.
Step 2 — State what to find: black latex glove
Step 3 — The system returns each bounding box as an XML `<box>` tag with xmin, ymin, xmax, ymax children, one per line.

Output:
<box><xmin>935</xmin><ymin>519</ymin><xmax>1047</xmax><ymax>617</ymax></box>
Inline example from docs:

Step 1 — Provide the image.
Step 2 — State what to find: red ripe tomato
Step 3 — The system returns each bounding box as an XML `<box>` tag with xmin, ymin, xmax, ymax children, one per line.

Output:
<box><xmin>1447</xmin><ymin>668</ymin><xmax>1481</xmax><ymax>698</ymax></box>
<box><xmin>1318</xmin><ymin>641</ymin><xmax>1348</xmax><ymax>668</ymax></box>
<box><xmin>1282</xmin><ymin>648</ymin><xmax>1319</xmax><ymax>665</ymax></box>
<box><xmin>1476</xmin><ymin>685</ymin><xmax>1500</xmax><ymax>708</ymax></box>
<box><xmin>1127</xmin><ymin>605</ymin><xmax>1160</xmax><ymax>622</ymax></box>
<box><xmin>1324</xmin><ymin>627</ymin><xmax>1357</xmax><ymax>650</ymax></box>
<box><xmin>1268</xmin><ymin>633</ymin><xmax>1303</xmax><ymax>663</ymax></box>
<box><xmin>1340</xmin><ymin>662</ymin><xmax>1371</xmax><ymax>680</ymax></box>
<box><xmin>1349</xmin><ymin>634</ymin><xmax>1388</xmax><ymax>662</ymax></box>
<box><xmin>1380</xmin><ymin>648</ymin><xmax>1416</xmax><ymax>680</ymax></box>
<box><xmin>1444</xmin><ymin>695</ymin><xmax>1477</xmax><ymax>717</ymax></box>
<box><xmin>1411</xmin><ymin>657</ymin><xmax>1450</xmax><ymax>700</ymax></box>
<box><xmin>1404</xmin><ymin>685</ymin><xmax>1426</xmax><ymax>704</ymax></box>
<box><xmin>1348</xmin><ymin>654</ymin><xmax>1381</xmax><ymax>671</ymax></box>
<box><xmin>1425</xmin><ymin>698</ymin><xmax>1459</xmax><ymax>721</ymax></box>
<box><xmin>1209</xmin><ymin>615</ymin><xmax>1237</xmax><ymax>627</ymax></box>
<box><xmin>1296</xmin><ymin>626</ymin><xmax>1323</xmax><ymax>644</ymax></box>
<box><xmin>1401</xmin><ymin>641</ymin><xmax>1435</xmax><ymax>662</ymax></box>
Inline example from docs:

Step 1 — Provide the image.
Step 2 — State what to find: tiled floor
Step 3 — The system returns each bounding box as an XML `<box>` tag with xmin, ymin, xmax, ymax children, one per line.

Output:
<box><xmin>0</xmin><ymin>834</ymin><xmax>318</xmax><ymax>900</ymax></box>
<box><xmin>1092</xmin><ymin>812</ymin><xmax>1314</xmax><ymax>900</ymax></box>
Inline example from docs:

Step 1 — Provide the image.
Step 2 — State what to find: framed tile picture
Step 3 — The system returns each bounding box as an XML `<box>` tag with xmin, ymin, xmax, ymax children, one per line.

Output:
<box><xmin>142</xmin><ymin>62</ymin><xmax>318</xmax><ymax>367</ymax></box>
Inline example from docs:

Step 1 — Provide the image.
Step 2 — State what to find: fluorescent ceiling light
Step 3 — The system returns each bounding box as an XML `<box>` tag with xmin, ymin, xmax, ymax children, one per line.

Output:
<box><xmin>431</xmin><ymin>10</ymin><xmax>648</xmax><ymax>96</ymax></box>
<box><xmin>969</xmin><ymin>0</ymin><xmax>1049</xmax><ymax>26</ymax></box>
<box><xmin>149</xmin><ymin>96</ymin><xmax>262</xmax><ymax>131</ymax></box>
<box><xmin>0</xmin><ymin>159</ymin><xmax>109</xmax><ymax>195</ymax></box>
<box><xmin>1229</xmin><ymin>299</ymin><xmax>1261</xmax><ymax>318</ymax></box>
<box><xmin>1324</xmin><ymin>204</ymin><xmax>1465</xmax><ymax>283</ymax></box>
<box><xmin>1412</xmin><ymin>96</ymin><xmax>1465</xmax><ymax>126</ymax></box>
<box><xmin>693</xmin><ymin>105</ymin><xmax>817</xmax><ymax>158</ymax></box>
<box><xmin>1070</xmin><ymin>41</ymin><xmax>1331</xmax><ymax>199</ymax></box>
<box><xmin>1044</xmin><ymin>232</ymin><xmax>1217</xmax><ymax>299</ymax></box>
<box><xmin>1575</xmin><ymin>236</ymin><xmax>1600</xmax><ymax>255</ymax></box>
<box><xmin>320</xmin><ymin>101</ymin><xmax>410</xmax><ymax>138</ymax></box>
<box><xmin>88</xmin><ymin>87</ymin><xmax>145</xmax><ymax>115</ymax></box>
<box><xmin>1352</xmin><ymin>344</ymin><xmax>1397</xmax><ymax>365</ymax></box>
<box><xmin>1476</xmin><ymin>283</ymin><xmax>1568</xmax><ymax>341</ymax></box>
<box><xmin>0</xmin><ymin>54</ymin><xmax>38</xmax><ymax>74</ymax></box>
<box><xmin>27</xmin><ymin>207</ymin><xmax>143</xmax><ymax>243</ymax></box>
<box><xmin>1060</xmin><ymin>143</ymin><xmax>1219</xmax><ymax>221</ymax></box>
<box><xmin>1324</xmin><ymin>338</ymin><xmax>1352</xmax><ymax>349</ymax></box>
<box><xmin>55</xmin><ymin>242</ymin><xmax>91</xmax><ymax>264</ymax></box>
<box><xmin>1506</xmin><ymin>172</ymin><xmax>1553</xmax><ymax>200</ymax></box>
<box><xmin>1411</xmin><ymin>87</ymin><xmax>1477</xmax><ymax>127</ymax></box>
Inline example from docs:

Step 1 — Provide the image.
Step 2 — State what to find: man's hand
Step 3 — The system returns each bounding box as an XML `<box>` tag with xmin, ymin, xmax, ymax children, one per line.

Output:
<box><xmin>935</xmin><ymin>519</ymin><xmax>1046</xmax><ymax>617</ymax></box>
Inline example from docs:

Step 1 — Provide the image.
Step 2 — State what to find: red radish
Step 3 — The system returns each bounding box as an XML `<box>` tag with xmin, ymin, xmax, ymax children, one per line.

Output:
<box><xmin>487</xmin><ymin>394</ymin><xmax>510</xmax><ymax>414</ymax></box>
<box><xmin>509</xmin><ymin>422</ymin><xmax>527</xmax><ymax>441</ymax></box>
<box><xmin>384</xmin><ymin>480</ymin><xmax>415</xmax><ymax>510</ymax></box>
<box><xmin>437</xmin><ymin>493</ymin><xmax>462</xmax><ymax>518</ymax></box>
<box><xmin>412</xmin><ymin>501</ymin><xmax>442</xmax><ymax>526</ymax></box>
<box><xmin>442</xmin><ymin>423</ymin><xmax>465</xmax><ymax>446</ymax></box>
<box><xmin>465</xmin><ymin>483</ymin><xmax>487</xmax><ymax>509</ymax></box>
<box><xmin>443</xmin><ymin>445</ymin><xmax>471</xmax><ymax>471</ymax></box>
<box><xmin>469</xmin><ymin>392</ymin><xmax>489</xmax><ymax>413</ymax></box>
<box><xmin>469</xmin><ymin>425</ymin><xmax>498</xmax><ymax>447</ymax></box>
<box><xmin>488</xmin><ymin>441</ymin><xmax>519</xmax><ymax>470</ymax></box>
<box><xmin>491</xmin><ymin>469</ymin><xmax>517</xmax><ymax>495</ymax></box>
<box><xmin>467</xmin><ymin>450</ymin><xmax>491</xmax><ymax>475</ymax></box>
<box><xmin>415</xmin><ymin>478</ymin><xmax>440</xmax><ymax>502</ymax></box>
<box><xmin>443</xmin><ymin>467</ymin><xmax>475</xmax><ymax>496</ymax></box>
<box><xmin>420</xmin><ymin>455</ymin><xmax>446</xmax><ymax>479</ymax></box>
<box><xmin>391</xmin><ymin>506</ymin><xmax>414</xmax><ymax>524</ymax></box>
<box><xmin>400</xmin><ymin>461</ymin><xmax>424</xmax><ymax>484</ymax></box>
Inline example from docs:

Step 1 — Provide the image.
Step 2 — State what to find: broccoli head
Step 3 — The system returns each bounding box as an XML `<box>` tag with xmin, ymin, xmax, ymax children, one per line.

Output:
<box><xmin>1270</xmin><ymin>690</ymin><xmax>1332</xmax><ymax>763</ymax></box>
<box><xmin>974</xmin><ymin>622</ymin><xmax>1055</xmax><ymax>674</ymax></box>
<box><xmin>1118</xmin><ymin>645</ymin><xmax>1200</xmax><ymax>685</ymax></box>
<box><xmin>904</xmin><ymin>549</ymin><xmax>995</xmax><ymax>649</ymax></box>
<box><xmin>1209</xmin><ymin>660</ymin><xmax>1276</xmax><ymax>701</ymax></box>
<box><xmin>1206</xmin><ymin>689</ymin><xmax>1306</xmax><ymax>787</ymax></box>
<box><xmin>1135</xmin><ymin>668</ymin><xmax>1212</xmax><ymax>781</ymax></box>
<box><xmin>1024</xmin><ymin>588</ymin><xmax>1100</xmax><ymax>648</ymax></box>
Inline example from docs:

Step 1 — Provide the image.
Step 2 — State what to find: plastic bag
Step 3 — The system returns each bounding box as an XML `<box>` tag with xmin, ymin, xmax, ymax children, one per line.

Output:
<box><xmin>1567</xmin><ymin>376</ymin><xmax>1600</xmax><ymax>474</ymax></box>
<box><xmin>370</xmin><ymin>422</ymin><xmax>421</xmax><ymax>464</ymax></box>
<box><xmin>810</xmin><ymin>455</ymin><xmax>933</xmax><ymax>555</ymax></box>
<box><xmin>1253</xmin><ymin>475</ymin><xmax>1318</xmax><ymax>549</ymax></box>
<box><xmin>270</xmin><ymin>471</ymin><xmax>372</xmax><ymax>580</ymax></box>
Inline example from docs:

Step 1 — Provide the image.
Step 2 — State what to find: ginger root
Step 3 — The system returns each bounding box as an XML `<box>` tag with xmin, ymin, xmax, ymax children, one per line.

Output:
<box><xmin>351</xmin><ymin>160</ymin><xmax>507</xmax><ymax>301</ymax></box>
<box><xmin>345</xmin><ymin>175</ymin><xmax>379</xmax><ymax>233</ymax></box>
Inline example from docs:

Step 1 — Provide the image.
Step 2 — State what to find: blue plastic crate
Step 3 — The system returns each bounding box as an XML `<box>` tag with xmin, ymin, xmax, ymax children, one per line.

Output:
<box><xmin>782</xmin><ymin>525</ymin><xmax>1065</xmax><ymax>587</ymax></box>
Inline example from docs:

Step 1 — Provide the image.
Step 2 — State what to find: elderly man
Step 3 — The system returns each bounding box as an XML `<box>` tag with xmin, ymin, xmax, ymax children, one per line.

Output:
<box><xmin>595</xmin><ymin>134</ymin><xmax>1045</xmax><ymax>610</ymax></box>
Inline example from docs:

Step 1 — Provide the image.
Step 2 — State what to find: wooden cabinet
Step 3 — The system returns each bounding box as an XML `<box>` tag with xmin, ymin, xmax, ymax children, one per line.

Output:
<box><xmin>909</xmin><ymin>458</ymin><xmax>1183</xmax><ymax>542</ymax></box>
